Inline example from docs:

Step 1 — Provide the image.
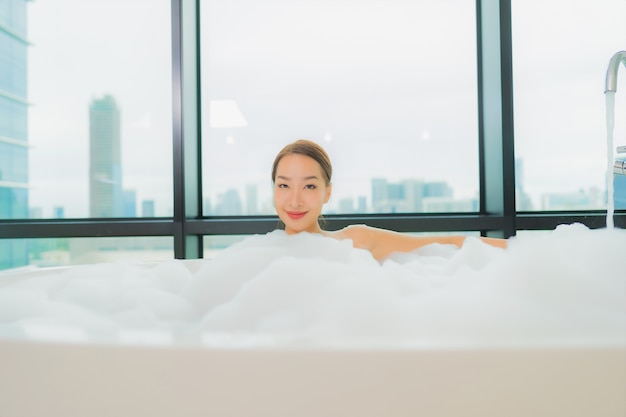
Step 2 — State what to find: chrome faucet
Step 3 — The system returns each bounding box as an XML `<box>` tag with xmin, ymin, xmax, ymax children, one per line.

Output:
<box><xmin>606</xmin><ymin>52</ymin><xmax>626</xmax><ymax>177</ymax></box>
<box><xmin>605</xmin><ymin>50</ymin><xmax>626</xmax><ymax>93</ymax></box>
<box><xmin>616</xmin><ymin>146</ymin><xmax>626</xmax><ymax>176</ymax></box>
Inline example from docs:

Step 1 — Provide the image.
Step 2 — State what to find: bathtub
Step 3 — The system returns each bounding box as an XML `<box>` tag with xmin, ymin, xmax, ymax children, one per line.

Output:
<box><xmin>0</xmin><ymin>338</ymin><xmax>624</xmax><ymax>417</ymax></box>
<box><xmin>1</xmin><ymin>228</ymin><xmax>625</xmax><ymax>417</ymax></box>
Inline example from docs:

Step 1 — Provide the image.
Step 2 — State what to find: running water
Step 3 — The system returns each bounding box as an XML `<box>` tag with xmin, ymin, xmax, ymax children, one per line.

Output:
<box><xmin>606</xmin><ymin>91</ymin><xmax>616</xmax><ymax>229</ymax></box>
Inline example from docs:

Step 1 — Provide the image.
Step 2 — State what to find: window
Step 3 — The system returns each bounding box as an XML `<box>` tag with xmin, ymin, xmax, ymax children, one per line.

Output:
<box><xmin>0</xmin><ymin>0</ymin><xmax>623</xmax><ymax>272</ymax></box>
<box><xmin>26</xmin><ymin>0</ymin><xmax>173</xmax><ymax>219</ymax></box>
<box><xmin>511</xmin><ymin>0</ymin><xmax>626</xmax><ymax>211</ymax></box>
<box><xmin>200</xmin><ymin>0</ymin><xmax>480</xmax><ymax>216</ymax></box>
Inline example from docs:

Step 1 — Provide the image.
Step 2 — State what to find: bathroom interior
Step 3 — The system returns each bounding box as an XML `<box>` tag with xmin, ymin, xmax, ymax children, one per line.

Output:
<box><xmin>0</xmin><ymin>0</ymin><xmax>625</xmax><ymax>416</ymax></box>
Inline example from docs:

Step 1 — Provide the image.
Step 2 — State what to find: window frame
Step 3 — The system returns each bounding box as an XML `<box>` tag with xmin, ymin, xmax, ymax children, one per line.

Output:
<box><xmin>0</xmin><ymin>0</ymin><xmax>622</xmax><ymax>263</ymax></box>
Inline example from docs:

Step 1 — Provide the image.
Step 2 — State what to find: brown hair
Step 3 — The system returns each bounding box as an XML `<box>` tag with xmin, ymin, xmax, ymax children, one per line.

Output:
<box><xmin>272</xmin><ymin>139</ymin><xmax>333</xmax><ymax>185</ymax></box>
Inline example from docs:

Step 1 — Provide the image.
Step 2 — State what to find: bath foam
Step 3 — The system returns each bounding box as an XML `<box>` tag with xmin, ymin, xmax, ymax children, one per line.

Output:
<box><xmin>0</xmin><ymin>223</ymin><xmax>624</xmax><ymax>348</ymax></box>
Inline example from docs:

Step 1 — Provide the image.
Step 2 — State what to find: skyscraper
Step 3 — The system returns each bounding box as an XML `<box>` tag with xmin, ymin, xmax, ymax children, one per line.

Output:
<box><xmin>89</xmin><ymin>95</ymin><xmax>123</xmax><ymax>217</ymax></box>
<box><xmin>215</xmin><ymin>188</ymin><xmax>243</xmax><ymax>215</ymax></box>
<box><xmin>141</xmin><ymin>199</ymin><xmax>155</xmax><ymax>217</ymax></box>
<box><xmin>123</xmin><ymin>189</ymin><xmax>137</xmax><ymax>217</ymax></box>
<box><xmin>0</xmin><ymin>0</ymin><xmax>29</xmax><ymax>269</ymax></box>
<box><xmin>245</xmin><ymin>184</ymin><xmax>258</xmax><ymax>215</ymax></box>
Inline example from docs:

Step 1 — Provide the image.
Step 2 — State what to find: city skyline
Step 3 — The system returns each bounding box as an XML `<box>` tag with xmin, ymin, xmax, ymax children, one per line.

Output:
<box><xmin>19</xmin><ymin>81</ymin><xmax>626</xmax><ymax>218</ymax></box>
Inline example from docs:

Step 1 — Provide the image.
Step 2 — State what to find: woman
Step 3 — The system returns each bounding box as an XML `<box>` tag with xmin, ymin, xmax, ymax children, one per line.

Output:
<box><xmin>272</xmin><ymin>139</ymin><xmax>507</xmax><ymax>261</ymax></box>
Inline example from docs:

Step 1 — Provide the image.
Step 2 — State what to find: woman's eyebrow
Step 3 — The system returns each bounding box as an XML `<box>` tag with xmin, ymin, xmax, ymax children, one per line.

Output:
<box><xmin>276</xmin><ymin>175</ymin><xmax>320</xmax><ymax>181</ymax></box>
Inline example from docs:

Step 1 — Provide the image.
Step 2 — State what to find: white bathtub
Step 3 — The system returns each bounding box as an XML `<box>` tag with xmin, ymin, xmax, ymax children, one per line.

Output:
<box><xmin>0</xmin><ymin>339</ymin><xmax>624</xmax><ymax>417</ymax></box>
<box><xmin>1</xmin><ymin>232</ymin><xmax>625</xmax><ymax>417</ymax></box>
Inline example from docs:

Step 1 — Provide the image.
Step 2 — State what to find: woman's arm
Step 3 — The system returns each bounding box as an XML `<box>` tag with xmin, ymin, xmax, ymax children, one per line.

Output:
<box><xmin>339</xmin><ymin>225</ymin><xmax>507</xmax><ymax>261</ymax></box>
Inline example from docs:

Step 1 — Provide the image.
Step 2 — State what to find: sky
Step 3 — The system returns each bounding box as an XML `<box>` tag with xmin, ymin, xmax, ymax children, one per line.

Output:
<box><xmin>26</xmin><ymin>0</ymin><xmax>626</xmax><ymax>218</ymax></box>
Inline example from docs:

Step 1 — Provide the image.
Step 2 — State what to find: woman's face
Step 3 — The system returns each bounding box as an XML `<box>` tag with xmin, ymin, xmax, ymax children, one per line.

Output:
<box><xmin>273</xmin><ymin>153</ymin><xmax>331</xmax><ymax>234</ymax></box>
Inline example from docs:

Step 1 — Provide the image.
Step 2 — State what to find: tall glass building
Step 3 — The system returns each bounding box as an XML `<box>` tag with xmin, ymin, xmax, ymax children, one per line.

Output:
<box><xmin>0</xmin><ymin>0</ymin><xmax>29</xmax><ymax>269</ymax></box>
<box><xmin>89</xmin><ymin>95</ymin><xmax>123</xmax><ymax>218</ymax></box>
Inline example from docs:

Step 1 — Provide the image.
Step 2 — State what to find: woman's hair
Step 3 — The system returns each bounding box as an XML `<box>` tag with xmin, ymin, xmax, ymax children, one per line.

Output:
<box><xmin>272</xmin><ymin>139</ymin><xmax>333</xmax><ymax>185</ymax></box>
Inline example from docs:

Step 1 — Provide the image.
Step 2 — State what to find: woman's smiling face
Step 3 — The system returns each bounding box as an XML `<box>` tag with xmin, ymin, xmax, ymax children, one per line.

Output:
<box><xmin>273</xmin><ymin>153</ymin><xmax>332</xmax><ymax>234</ymax></box>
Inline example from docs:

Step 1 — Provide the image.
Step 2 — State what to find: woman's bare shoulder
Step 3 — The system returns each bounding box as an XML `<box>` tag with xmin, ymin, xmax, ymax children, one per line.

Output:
<box><xmin>338</xmin><ymin>224</ymin><xmax>371</xmax><ymax>237</ymax></box>
<box><xmin>329</xmin><ymin>225</ymin><xmax>376</xmax><ymax>250</ymax></box>
<box><xmin>324</xmin><ymin>224</ymin><xmax>370</xmax><ymax>239</ymax></box>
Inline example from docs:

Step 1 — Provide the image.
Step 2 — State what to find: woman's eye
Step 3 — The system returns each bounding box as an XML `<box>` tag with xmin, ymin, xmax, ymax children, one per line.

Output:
<box><xmin>277</xmin><ymin>183</ymin><xmax>288</xmax><ymax>189</ymax></box>
<box><xmin>305</xmin><ymin>184</ymin><xmax>316</xmax><ymax>190</ymax></box>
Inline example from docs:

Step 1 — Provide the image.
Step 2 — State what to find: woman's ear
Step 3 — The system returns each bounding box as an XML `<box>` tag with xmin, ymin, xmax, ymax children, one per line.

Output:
<box><xmin>324</xmin><ymin>183</ymin><xmax>332</xmax><ymax>203</ymax></box>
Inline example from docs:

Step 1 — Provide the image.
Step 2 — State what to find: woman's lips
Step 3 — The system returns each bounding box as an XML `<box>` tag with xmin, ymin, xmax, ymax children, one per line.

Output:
<box><xmin>287</xmin><ymin>211</ymin><xmax>307</xmax><ymax>220</ymax></box>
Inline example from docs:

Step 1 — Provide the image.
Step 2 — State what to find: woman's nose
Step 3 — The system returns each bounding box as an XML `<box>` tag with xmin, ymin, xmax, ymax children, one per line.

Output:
<box><xmin>291</xmin><ymin>189</ymin><xmax>302</xmax><ymax>207</ymax></box>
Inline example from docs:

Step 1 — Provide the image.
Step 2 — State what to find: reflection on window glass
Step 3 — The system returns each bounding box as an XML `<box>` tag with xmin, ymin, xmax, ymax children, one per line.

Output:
<box><xmin>0</xmin><ymin>237</ymin><xmax>173</xmax><ymax>271</ymax></box>
<box><xmin>200</xmin><ymin>0</ymin><xmax>479</xmax><ymax>216</ymax></box>
<box><xmin>511</xmin><ymin>0</ymin><xmax>626</xmax><ymax>211</ymax></box>
<box><xmin>22</xmin><ymin>0</ymin><xmax>173</xmax><ymax>221</ymax></box>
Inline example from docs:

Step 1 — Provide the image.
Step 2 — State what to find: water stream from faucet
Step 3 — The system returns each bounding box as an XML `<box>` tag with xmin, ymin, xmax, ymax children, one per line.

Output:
<box><xmin>605</xmin><ymin>91</ymin><xmax>615</xmax><ymax>229</ymax></box>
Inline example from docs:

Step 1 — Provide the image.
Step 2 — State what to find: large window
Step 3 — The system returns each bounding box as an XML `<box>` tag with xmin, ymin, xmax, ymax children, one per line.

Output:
<box><xmin>511</xmin><ymin>0</ymin><xmax>626</xmax><ymax>211</ymax></box>
<box><xmin>27</xmin><ymin>0</ymin><xmax>173</xmax><ymax>219</ymax></box>
<box><xmin>200</xmin><ymin>0</ymin><xmax>480</xmax><ymax>216</ymax></box>
<box><xmin>0</xmin><ymin>0</ymin><xmax>624</xmax><ymax>272</ymax></box>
